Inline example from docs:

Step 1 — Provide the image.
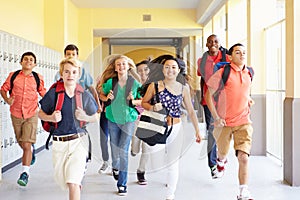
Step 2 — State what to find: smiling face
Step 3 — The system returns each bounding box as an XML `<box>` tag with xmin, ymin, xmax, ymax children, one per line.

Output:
<box><xmin>162</xmin><ymin>59</ymin><xmax>180</xmax><ymax>80</ymax></box>
<box><xmin>20</xmin><ymin>55</ymin><xmax>36</xmax><ymax>71</ymax></box>
<box><xmin>206</xmin><ymin>35</ymin><xmax>220</xmax><ymax>56</ymax></box>
<box><xmin>137</xmin><ymin>63</ymin><xmax>150</xmax><ymax>84</ymax></box>
<box><xmin>114</xmin><ymin>57</ymin><xmax>129</xmax><ymax>75</ymax></box>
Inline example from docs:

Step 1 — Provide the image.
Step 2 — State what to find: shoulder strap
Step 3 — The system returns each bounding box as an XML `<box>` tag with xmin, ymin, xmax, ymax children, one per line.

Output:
<box><xmin>154</xmin><ymin>82</ymin><xmax>160</xmax><ymax>103</ymax></box>
<box><xmin>9</xmin><ymin>70</ymin><xmax>21</xmax><ymax>95</ymax></box>
<box><xmin>125</xmin><ymin>76</ymin><xmax>135</xmax><ymax>107</ymax></box>
<box><xmin>32</xmin><ymin>71</ymin><xmax>40</xmax><ymax>92</ymax></box>
<box><xmin>75</xmin><ymin>83</ymin><xmax>86</xmax><ymax>128</ymax></box>
<box><xmin>199</xmin><ymin>51</ymin><xmax>208</xmax><ymax>78</ymax></box>
<box><xmin>247</xmin><ymin>66</ymin><xmax>254</xmax><ymax>81</ymax></box>
<box><xmin>213</xmin><ymin>64</ymin><xmax>231</xmax><ymax>102</ymax></box>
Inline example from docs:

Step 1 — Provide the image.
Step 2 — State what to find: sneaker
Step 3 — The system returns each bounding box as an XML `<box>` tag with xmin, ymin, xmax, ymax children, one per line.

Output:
<box><xmin>112</xmin><ymin>169</ymin><xmax>119</xmax><ymax>181</ymax></box>
<box><xmin>118</xmin><ymin>186</ymin><xmax>127</xmax><ymax>196</ymax></box>
<box><xmin>216</xmin><ymin>158</ymin><xmax>228</xmax><ymax>177</ymax></box>
<box><xmin>210</xmin><ymin>165</ymin><xmax>219</xmax><ymax>179</ymax></box>
<box><xmin>137</xmin><ymin>171</ymin><xmax>147</xmax><ymax>185</ymax></box>
<box><xmin>31</xmin><ymin>144</ymin><xmax>36</xmax><ymax>165</ymax></box>
<box><xmin>237</xmin><ymin>188</ymin><xmax>253</xmax><ymax>200</ymax></box>
<box><xmin>98</xmin><ymin>161</ymin><xmax>110</xmax><ymax>174</ymax></box>
<box><xmin>131</xmin><ymin>150</ymin><xmax>137</xmax><ymax>157</ymax></box>
<box><xmin>17</xmin><ymin>172</ymin><xmax>29</xmax><ymax>186</ymax></box>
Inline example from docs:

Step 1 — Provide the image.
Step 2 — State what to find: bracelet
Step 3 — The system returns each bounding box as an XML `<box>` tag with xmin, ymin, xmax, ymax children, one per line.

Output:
<box><xmin>215</xmin><ymin>116</ymin><xmax>220</xmax><ymax>121</ymax></box>
<box><xmin>152</xmin><ymin>105</ymin><xmax>156</xmax><ymax>112</ymax></box>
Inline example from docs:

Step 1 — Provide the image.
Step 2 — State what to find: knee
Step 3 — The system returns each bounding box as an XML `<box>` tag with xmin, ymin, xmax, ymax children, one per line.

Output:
<box><xmin>237</xmin><ymin>151</ymin><xmax>249</xmax><ymax>165</ymax></box>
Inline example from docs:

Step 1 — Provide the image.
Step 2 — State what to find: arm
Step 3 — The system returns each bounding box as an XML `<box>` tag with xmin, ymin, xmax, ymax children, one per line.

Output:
<box><xmin>182</xmin><ymin>85</ymin><xmax>202</xmax><ymax>143</ymax></box>
<box><xmin>88</xmin><ymin>86</ymin><xmax>102</xmax><ymax>113</ymax></box>
<box><xmin>204</xmin><ymin>87</ymin><xmax>226</xmax><ymax>127</ymax></box>
<box><xmin>141</xmin><ymin>82</ymin><xmax>155</xmax><ymax>111</ymax></box>
<box><xmin>75</xmin><ymin>107</ymin><xmax>99</xmax><ymax>123</ymax></box>
<box><xmin>0</xmin><ymin>90</ymin><xmax>14</xmax><ymax>105</ymax></box>
<box><xmin>38</xmin><ymin>109</ymin><xmax>62</xmax><ymax>123</ymax></box>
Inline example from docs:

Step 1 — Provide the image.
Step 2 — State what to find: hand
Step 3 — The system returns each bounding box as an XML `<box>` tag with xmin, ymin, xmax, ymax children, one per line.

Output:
<box><xmin>6</xmin><ymin>96</ymin><xmax>15</xmax><ymax>105</ymax></box>
<box><xmin>195</xmin><ymin>132</ymin><xmax>202</xmax><ymax>143</ymax></box>
<box><xmin>153</xmin><ymin>102</ymin><xmax>163</xmax><ymax>111</ymax></box>
<box><xmin>75</xmin><ymin>107</ymin><xmax>87</xmax><ymax>121</ymax></box>
<box><xmin>127</xmin><ymin>91</ymin><xmax>134</xmax><ymax>100</ymax></box>
<box><xmin>214</xmin><ymin>117</ymin><xmax>226</xmax><ymax>127</ymax></box>
<box><xmin>52</xmin><ymin>110</ymin><xmax>62</xmax><ymax>122</ymax></box>
<box><xmin>107</xmin><ymin>90</ymin><xmax>114</xmax><ymax>101</ymax></box>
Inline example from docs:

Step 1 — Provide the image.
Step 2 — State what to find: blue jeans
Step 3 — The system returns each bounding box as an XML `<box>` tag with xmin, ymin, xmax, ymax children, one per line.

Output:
<box><xmin>108</xmin><ymin>120</ymin><xmax>135</xmax><ymax>187</ymax></box>
<box><xmin>203</xmin><ymin>105</ymin><xmax>217</xmax><ymax>168</ymax></box>
<box><xmin>100</xmin><ymin>112</ymin><xmax>109</xmax><ymax>161</ymax></box>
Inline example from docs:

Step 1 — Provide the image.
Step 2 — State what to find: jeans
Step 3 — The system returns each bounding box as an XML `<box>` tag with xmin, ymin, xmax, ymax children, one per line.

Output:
<box><xmin>203</xmin><ymin>105</ymin><xmax>217</xmax><ymax>168</ymax></box>
<box><xmin>108</xmin><ymin>120</ymin><xmax>135</xmax><ymax>187</ymax></box>
<box><xmin>99</xmin><ymin>112</ymin><xmax>109</xmax><ymax>161</ymax></box>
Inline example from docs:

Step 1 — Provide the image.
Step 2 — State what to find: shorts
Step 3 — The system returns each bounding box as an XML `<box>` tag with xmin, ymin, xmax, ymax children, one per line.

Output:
<box><xmin>213</xmin><ymin>124</ymin><xmax>253</xmax><ymax>156</ymax></box>
<box><xmin>52</xmin><ymin>134</ymin><xmax>88</xmax><ymax>190</ymax></box>
<box><xmin>11</xmin><ymin>113</ymin><xmax>38</xmax><ymax>143</ymax></box>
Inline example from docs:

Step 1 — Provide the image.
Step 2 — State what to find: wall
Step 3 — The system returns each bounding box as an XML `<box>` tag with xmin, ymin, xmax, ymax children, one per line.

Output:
<box><xmin>0</xmin><ymin>0</ymin><xmax>44</xmax><ymax>45</ymax></box>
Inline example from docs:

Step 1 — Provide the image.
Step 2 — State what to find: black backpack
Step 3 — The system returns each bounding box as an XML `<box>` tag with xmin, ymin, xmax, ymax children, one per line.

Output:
<box><xmin>9</xmin><ymin>70</ymin><xmax>40</xmax><ymax>94</ymax></box>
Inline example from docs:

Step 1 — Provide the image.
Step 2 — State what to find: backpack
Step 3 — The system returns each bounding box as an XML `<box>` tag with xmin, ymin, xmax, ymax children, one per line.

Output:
<box><xmin>105</xmin><ymin>75</ymin><xmax>138</xmax><ymax>110</ymax></box>
<box><xmin>9</xmin><ymin>70</ymin><xmax>40</xmax><ymax>94</ymax></box>
<box><xmin>213</xmin><ymin>63</ymin><xmax>254</xmax><ymax>102</ymax></box>
<box><xmin>42</xmin><ymin>80</ymin><xmax>86</xmax><ymax>149</ymax></box>
<box><xmin>199</xmin><ymin>46</ymin><xmax>228</xmax><ymax>100</ymax></box>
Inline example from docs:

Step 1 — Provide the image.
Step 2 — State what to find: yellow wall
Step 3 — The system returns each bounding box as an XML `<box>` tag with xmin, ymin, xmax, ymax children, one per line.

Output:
<box><xmin>0</xmin><ymin>0</ymin><xmax>44</xmax><ymax>44</ymax></box>
<box><xmin>66</xmin><ymin>0</ymin><xmax>79</xmax><ymax>46</ymax></box>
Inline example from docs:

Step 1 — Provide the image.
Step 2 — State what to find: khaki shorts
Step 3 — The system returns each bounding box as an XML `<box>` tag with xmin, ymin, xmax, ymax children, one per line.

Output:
<box><xmin>11</xmin><ymin>113</ymin><xmax>38</xmax><ymax>143</ymax></box>
<box><xmin>52</xmin><ymin>134</ymin><xmax>88</xmax><ymax>190</ymax></box>
<box><xmin>213</xmin><ymin>124</ymin><xmax>253</xmax><ymax>157</ymax></box>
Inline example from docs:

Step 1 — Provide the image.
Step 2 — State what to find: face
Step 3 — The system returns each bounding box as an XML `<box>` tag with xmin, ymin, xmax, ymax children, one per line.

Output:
<box><xmin>137</xmin><ymin>64</ymin><xmax>150</xmax><ymax>84</ymax></box>
<box><xmin>229</xmin><ymin>45</ymin><xmax>246</xmax><ymax>66</ymax></box>
<box><xmin>206</xmin><ymin>35</ymin><xmax>220</xmax><ymax>54</ymax></box>
<box><xmin>163</xmin><ymin>60</ymin><xmax>180</xmax><ymax>80</ymax></box>
<box><xmin>65</xmin><ymin>50</ymin><xmax>78</xmax><ymax>59</ymax></box>
<box><xmin>20</xmin><ymin>55</ymin><xmax>36</xmax><ymax>70</ymax></box>
<box><xmin>115</xmin><ymin>57</ymin><xmax>129</xmax><ymax>75</ymax></box>
<box><xmin>61</xmin><ymin>63</ymin><xmax>80</xmax><ymax>86</ymax></box>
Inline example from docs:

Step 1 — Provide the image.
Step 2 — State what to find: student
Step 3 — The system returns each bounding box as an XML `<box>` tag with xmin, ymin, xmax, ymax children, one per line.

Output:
<box><xmin>0</xmin><ymin>52</ymin><xmax>46</xmax><ymax>186</ymax></box>
<box><xmin>205</xmin><ymin>43</ymin><xmax>254</xmax><ymax>200</ymax></box>
<box><xmin>38</xmin><ymin>58</ymin><xmax>98</xmax><ymax>200</ymax></box>
<box><xmin>141</xmin><ymin>55</ymin><xmax>201</xmax><ymax>200</ymax></box>
<box><xmin>99</xmin><ymin>54</ymin><xmax>141</xmax><ymax>196</ymax></box>
<box><xmin>55</xmin><ymin>44</ymin><xmax>101</xmax><ymax>113</ymax></box>
<box><xmin>197</xmin><ymin>34</ymin><xmax>230</xmax><ymax>178</ymax></box>
<box><xmin>130</xmin><ymin>59</ymin><xmax>150</xmax><ymax>185</ymax></box>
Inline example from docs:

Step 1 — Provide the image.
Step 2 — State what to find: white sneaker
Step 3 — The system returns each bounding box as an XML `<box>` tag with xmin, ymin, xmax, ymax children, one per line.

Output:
<box><xmin>237</xmin><ymin>188</ymin><xmax>253</xmax><ymax>200</ymax></box>
<box><xmin>98</xmin><ymin>161</ymin><xmax>110</xmax><ymax>174</ymax></box>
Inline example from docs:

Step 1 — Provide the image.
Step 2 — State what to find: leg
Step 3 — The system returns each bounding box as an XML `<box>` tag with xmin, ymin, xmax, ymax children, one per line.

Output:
<box><xmin>68</xmin><ymin>183</ymin><xmax>81</xmax><ymax>200</ymax></box>
<box><xmin>117</xmin><ymin>122</ymin><xmax>135</xmax><ymax>187</ymax></box>
<box><xmin>99</xmin><ymin>113</ymin><xmax>109</xmax><ymax>161</ymax></box>
<box><xmin>203</xmin><ymin>105</ymin><xmax>217</xmax><ymax>168</ymax></box>
<box><xmin>108</xmin><ymin>121</ymin><xmax>121</xmax><ymax>171</ymax></box>
<box><xmin>237</xmin><ymin>151</ymin><xmax>249</xmax><ymax>185</ymax></box>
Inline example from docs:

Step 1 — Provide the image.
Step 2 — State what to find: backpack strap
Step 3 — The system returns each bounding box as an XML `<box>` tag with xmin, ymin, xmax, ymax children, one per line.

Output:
<box><xmin>75</xmin><ymin>83</ymin><xmax>86</xmax><ymax>128</ymax></box>
<box><xmin>213</xmin><ymin>64</ymin><xmax>231</xmax><ymax>102</ymax></box>
<box><xmin>9</xmin><ymin>70</ymin><xmax>40</xmax><ymax>95</ymax></box>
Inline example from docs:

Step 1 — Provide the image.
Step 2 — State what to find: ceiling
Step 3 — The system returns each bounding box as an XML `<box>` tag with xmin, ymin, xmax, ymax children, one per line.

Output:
<box><xmin>70</xmin><ymin>0</ymin><xmax>201</xmax><ymax>9</ymax></box>
<box><xmin>70</xmin><ymin>0</ymin><xmax>221</xmax><ymax>46</ymax></box>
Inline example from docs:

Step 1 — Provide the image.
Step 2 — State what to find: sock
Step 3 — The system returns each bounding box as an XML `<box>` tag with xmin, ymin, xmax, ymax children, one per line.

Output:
<box><xmin>239</xmin><ymin>185</ymin><xmax>249</xmax><ymax>197</ymax></box>
<box><xmin>22</xmin><ymin>166</ymin><xmax>30</xmax><ymax>175</ymax></box>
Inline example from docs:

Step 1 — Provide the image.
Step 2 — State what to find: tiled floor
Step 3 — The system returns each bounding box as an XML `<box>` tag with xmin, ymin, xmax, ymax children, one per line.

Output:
<box><xmin>0</xmin><ymin>122</ymin><xmax>299</xmax><ymax>200</ymax></box>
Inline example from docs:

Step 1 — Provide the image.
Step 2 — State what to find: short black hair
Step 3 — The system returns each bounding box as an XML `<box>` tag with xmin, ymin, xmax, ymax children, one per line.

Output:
<box><xmin>21</xmin><ymin>52</ymin><xmax>36</xmax><ymax>63</ymax></box>
<box><xmin>228</xmin><ymin>43</ymin><xmax>244</xmax><ymax>55</ymax></box>
<box><xmin>64</xmin><ymin>44</ymin><xmax>79</xmax><ymax>55</ymax></box>
<box><xmin>136</xmin><ymin>60</ymin><xmax>150</xmax><ymax>67</ymax></box>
